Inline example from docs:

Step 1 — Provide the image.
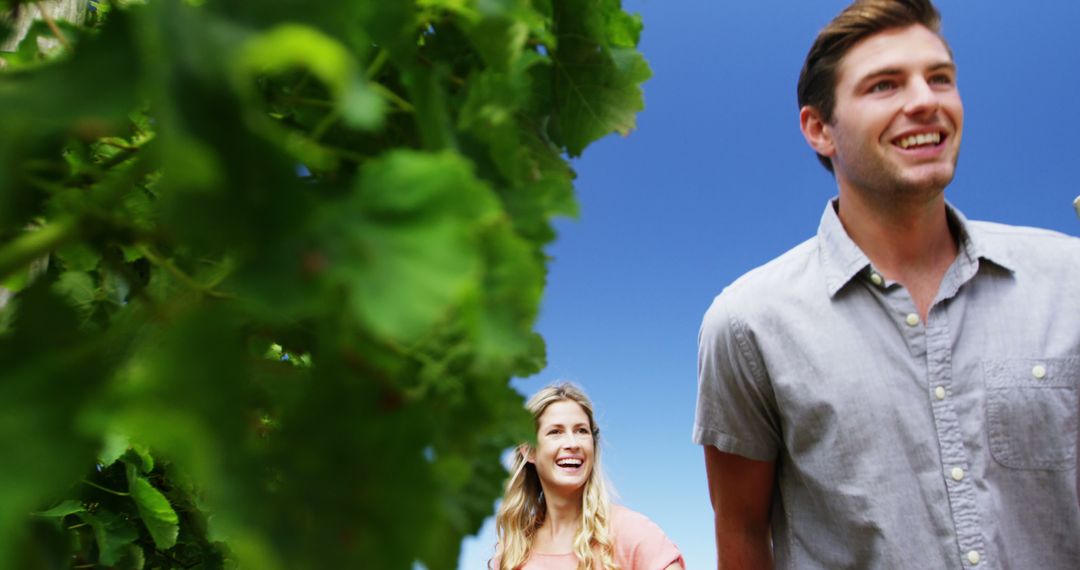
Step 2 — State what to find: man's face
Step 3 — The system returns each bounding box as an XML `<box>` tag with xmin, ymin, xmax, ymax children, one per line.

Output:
<box><xmin>825</xmin><ymin>24</ymin><xmax>963</xmax><ymax>202</ymax></box>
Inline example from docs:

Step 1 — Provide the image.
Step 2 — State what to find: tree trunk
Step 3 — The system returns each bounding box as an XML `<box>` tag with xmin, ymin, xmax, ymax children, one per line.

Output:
<box><xmin>1</xmin><ymin>0</ymin><xmax>87</xmax><ymax>53</ymax></box>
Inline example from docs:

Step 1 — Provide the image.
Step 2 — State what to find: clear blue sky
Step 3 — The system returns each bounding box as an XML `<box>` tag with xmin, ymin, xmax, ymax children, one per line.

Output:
<box><xmin>461</xmin><ymin>1</ymin><xmax>1080</xmax><ymax>567</ymax></box>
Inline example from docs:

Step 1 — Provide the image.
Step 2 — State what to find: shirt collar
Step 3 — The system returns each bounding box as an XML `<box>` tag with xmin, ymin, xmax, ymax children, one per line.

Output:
<box><xmin>817</xmin><ymin>198</ymin><xmax>1015</xmax><ymax>298</ymax></box>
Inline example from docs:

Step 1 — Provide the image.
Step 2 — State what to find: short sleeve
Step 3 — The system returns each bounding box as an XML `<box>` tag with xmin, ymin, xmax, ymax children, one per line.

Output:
<box><xmin>611</xmin><ymin>507</ymin><xmax>684</xmax><ymax>570</ymax></box>
<box><xmin>693</xmin><ymin>291</ymin><xmax>782</xmax><ymax>461</ymax></box>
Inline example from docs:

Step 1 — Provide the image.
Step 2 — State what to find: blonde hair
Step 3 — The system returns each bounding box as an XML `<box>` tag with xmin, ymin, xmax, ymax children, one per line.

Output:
<box><xmin>493</xmin><ymin>383</ymin><xmax>618</xmax><ymax>570</ymax></box>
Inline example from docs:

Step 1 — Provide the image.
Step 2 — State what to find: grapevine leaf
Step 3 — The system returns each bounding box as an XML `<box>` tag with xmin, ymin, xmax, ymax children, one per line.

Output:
<box><xmin>55</xmin><ymin>243</ymin><xmax>101</xmax><ymax>272</ymax></box>
<box><xmin>549</xmin><ymin>0</ymin><xmax>651</xmax><ymax>156</ymax></box>
<box><xmin>0</xmin><ymin>0</ymin><xmax>651</xmax><ymax>567</ymax></box>
<box><xmin>0</xmin><ymin>283</ymin><xmax>103</xmax><ymax>562</ymax></box>
<box><xmin>126</xmin><ymin>464</ymin><xmax>180</xmax><ymax>550</ymax></box>
<box><xmin>320</xmin><ymin>150</ymin><xmax>499</xmax><ymax>340</ymax></box>
<box><xmin>453</xmin><ymin>0</ymin><xmax>549</xmax><ymax>72</ymax></box>
<box><xmin>52</xmin><ymin>271</ymin><xmax>96</xmax><ymax>318</ymax></box>
<box><xmin>403</xmin><ymin>64</ymin><xmax>458</xmax><ymax>151</ymax></box>
<box><xmin>98</xmin><ymin>433</ymin><xmax>129</xmax><ymax>467</ymax></box>
<box><xmin>120</xmin><ymin>443</ymin><xmax>155</xmax><ymax>474</ymax></box>
<box><xmin>475</xmin><ymin>223</ymin><xmax>544</xmax><ymax>370</ymax></box>
<box><xmin>233</xmin><ymin>24</ymin><xmax>383</xmax><ymax>130</ymax></box>
<box><xmin>77</xmin><ymin>510</ymin><xmax>139</xmax><ymax>566</ymax></box>
<box><xmin>458</xmin><ymin>52</ymin><xmax>548</xmax><ymax>184</ymax></box>
<box><xmin>33</xmin><ymin>500</ymin><xmax>85</xmax><ymax>519</ymax></box>
<box><xmin>0</xmin><ymin>11</ymin><xmax>138</xmax><ymax>131</ymax></box>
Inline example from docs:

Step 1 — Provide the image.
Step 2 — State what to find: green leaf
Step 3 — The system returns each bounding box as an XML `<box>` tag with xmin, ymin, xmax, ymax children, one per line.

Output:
<box><xmin>33</xmin><ymin>500</ymin><xmax>84</xmax><ymax>519</ymax></box>
<box><xmin>55</xmin><ymin>243</ymin><xmax>101</xmax><ymax>272</ymax></box>
<box><xmin>550</xmin><ymin>0</ymin><xmax>651</xmax><ymax>156</ymax></box>
<box><xmin>0</xmin><ymin>0</ymin><xmax>650</xmax><ymax>567</ymax></box>
<box><xmin>470</xmin><ymin>221</ymin><xmax>544</xmax><ymax>371</ymax></box>
<box><xmin>0</xmin><ymin>283</ymin><xmax>103</xmax><ymax>563</ymax></box>
<box><xmin>233</xmin><ymin>24</ymin><xmax>383</xmax><ymax>130</ymax></box>
<box><xmin>0</xmin><ymin>12</ymin><xmax>139</xmax><ymax>132</ymax></box>
<box><xmin>98</xmin><ymin>433</ymin><xmax>129</xmax><ymax>467</ymax></box>
<box><xmin>120</xmin><ymin>443</ymin><xmax>155</xmax><ymax>474</ymax></box>
<box><xmin>52</xmin><ymin>271</ymin><xmax>96</xmax><ymax>318</ymax></box>
<box><xmin>78</xmin><ymin>510</ymin><xmax>138</xmax><ymax>566</ymax></box>
<box><xmin>319</xmin><ymin>150</ymin><xmax>500</xmax><ymax>340</ymax></box>
<box><xmin>126</xmin><ymin>464</ymin><xmax>179</xmax><ymax>550</ymax></box>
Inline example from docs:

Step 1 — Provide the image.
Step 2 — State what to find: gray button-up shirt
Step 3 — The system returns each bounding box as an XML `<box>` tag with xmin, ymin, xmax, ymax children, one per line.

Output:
<box><xmin>694</xmin><ymin>200</ymin><xmax>1080</xmax><ymax>569</ymax></box>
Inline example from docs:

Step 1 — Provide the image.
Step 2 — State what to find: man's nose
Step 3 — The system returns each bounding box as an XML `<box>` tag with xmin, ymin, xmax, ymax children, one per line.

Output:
<box><xmin>903</xmin><ymin>77</ymin><xmax>940</xmax><ymax>117</ymax></box>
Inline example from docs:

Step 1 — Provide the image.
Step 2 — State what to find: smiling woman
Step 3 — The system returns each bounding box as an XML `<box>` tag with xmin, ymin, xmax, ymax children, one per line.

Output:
<box><xmin>492</xmin><ymin>383</ymin><xmax>684</xmax><ymax>570</ymax></box>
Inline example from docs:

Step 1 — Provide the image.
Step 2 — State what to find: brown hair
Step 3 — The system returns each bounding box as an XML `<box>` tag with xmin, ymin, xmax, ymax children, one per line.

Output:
<box><xmin>797</xmin><ymin>0</ymin><xmax>946</xmax><ymax>172</ymax></box>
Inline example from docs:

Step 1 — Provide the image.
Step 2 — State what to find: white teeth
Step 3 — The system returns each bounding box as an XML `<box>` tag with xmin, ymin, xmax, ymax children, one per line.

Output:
<box><xmin>556</xmin><ymin>458</ymin><xmax>583</xmax><ymax>467</ymax></box>
<box><xmin>898</xmin><ymin>132</ymin><xmax>941</xmax><ymax>149</ymax></box>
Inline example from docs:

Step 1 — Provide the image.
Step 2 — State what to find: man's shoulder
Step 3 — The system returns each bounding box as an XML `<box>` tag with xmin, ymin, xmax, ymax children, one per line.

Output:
<box><xmin>970</xmin><ymin>219</ymin><xmax>1079</xmax><ymax>243</ymax></box>
<box><xmin>969</xmin><ymin>219</ymin><xmax>1080</xmax><ymax>270</ymax></box>
<box><xmin>709</xmin><ymin>236</ymin><xmax>821</xmax><ymax>310</ymax></box>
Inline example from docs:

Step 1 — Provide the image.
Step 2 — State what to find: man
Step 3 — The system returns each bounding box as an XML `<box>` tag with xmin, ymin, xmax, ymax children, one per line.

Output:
<box><xmin>693</xmin><ymin>0</ymin><xmax>1080</xmax><ymax>568</ymax></box>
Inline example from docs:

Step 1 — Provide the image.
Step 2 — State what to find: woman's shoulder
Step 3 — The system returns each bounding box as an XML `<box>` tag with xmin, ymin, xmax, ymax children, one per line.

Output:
<box><xmin>609</xmin><ymin>505</ymin><xmax>684</xmax><ymax>569</ymax></box>
<box><xmin>609</xmin><ymin>504</ymin><xmax>663</xmax><ymax>538</ymax></box>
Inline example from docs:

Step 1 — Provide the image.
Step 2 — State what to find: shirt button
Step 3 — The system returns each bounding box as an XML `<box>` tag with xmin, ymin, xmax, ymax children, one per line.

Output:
<box><xmin>966</xmin><ymin>550</ymin><xmax>981</xmax><ymax>565</ymax></box>
<box><xmin>1032</xmin><ymin>364</ymin><xmax>1047</xmax><ymax>379</ymax></box>
<box><xmin>951</xmin><ymin>467</ymin><xmax>965</xmax><ymax>481</ymax></box>
<box><xmin>870</xmin><ymin>272</ymin><xmax>884</xmax><ymax>286</ymax></box>
<box><xmin>905</xmin><ymin>313</ymin><xmax>920</xmax><ymax>326</ymax></box>
<box><xmin>935</xmin><ymin>386</ymin><xmax>946</xmax><ymax>400</ymax></box>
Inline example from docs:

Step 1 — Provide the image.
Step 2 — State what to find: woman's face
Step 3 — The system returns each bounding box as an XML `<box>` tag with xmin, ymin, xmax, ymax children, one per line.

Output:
<box><xmin>529</xmin><ymin>400</ymin><xmax>595</xmax><ymax>499</ymax></box>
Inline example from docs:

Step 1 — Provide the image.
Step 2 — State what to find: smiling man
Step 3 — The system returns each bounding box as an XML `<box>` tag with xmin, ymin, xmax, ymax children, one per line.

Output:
<box><xmin>693</xmin><ymin>0</ymin><xmax>1080</xmax><ymax>568</ymax></box>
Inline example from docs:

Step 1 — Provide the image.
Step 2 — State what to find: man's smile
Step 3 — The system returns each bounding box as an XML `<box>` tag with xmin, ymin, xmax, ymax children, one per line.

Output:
<box><xmin>893</xmin><ymin>130</ymin><xmax>944</xmax><ymax>149</ymax></box>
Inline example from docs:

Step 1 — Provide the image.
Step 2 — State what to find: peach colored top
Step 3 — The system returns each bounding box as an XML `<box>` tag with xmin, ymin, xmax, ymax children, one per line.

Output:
<box><xmin>492</xmin><ymin>505</ymin><xmax>684</xmax><ymax>570</ymax></box>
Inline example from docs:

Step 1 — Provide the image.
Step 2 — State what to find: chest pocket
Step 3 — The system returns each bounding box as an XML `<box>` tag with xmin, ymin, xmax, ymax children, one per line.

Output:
<box><xmin>984</xmin><ymin>357</ymin><xmax>1079</xmax><ymax>471</ymax></box>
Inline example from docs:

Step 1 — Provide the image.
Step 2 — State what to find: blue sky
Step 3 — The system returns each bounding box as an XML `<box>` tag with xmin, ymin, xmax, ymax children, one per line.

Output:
<box><xmin>460</xmin><ymin>1</ymin><xmax>1080</xmax><ymax>567</ymax></box>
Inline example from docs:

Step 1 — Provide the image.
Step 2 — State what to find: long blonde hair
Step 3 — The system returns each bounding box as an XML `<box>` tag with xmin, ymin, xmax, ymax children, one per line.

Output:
<box><xmin>493</xmin><ymin>383</ymin><xmax>618</xmax><ymax>570</ymax></box>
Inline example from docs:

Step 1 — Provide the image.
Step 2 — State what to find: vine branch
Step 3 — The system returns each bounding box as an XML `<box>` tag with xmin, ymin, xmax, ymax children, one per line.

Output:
<box><xmin>35</xmin><ymin>2</ymin><xmax>73</xmax><ymax>52</ymax></box>
<box><xmin>136</xmin><ymin>244</ymin><xmax>235</xmax><ymax>300</ymax></box>
<box><xmin>82</xmin><ymin>479</ymin><xmax>129</xmax><ymax>496</ymax></box>
<box><xmin>0</xmin><ymin>218</ymin><xmax>80</xmax><ymax>283</ymax></box>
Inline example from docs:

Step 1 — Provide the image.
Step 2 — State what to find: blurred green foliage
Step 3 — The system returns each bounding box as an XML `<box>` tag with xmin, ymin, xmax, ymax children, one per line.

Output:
<box><xmin>0</xmin><ymin>0</ymin><xmax>648</xmax><ymax>567</ymax></box>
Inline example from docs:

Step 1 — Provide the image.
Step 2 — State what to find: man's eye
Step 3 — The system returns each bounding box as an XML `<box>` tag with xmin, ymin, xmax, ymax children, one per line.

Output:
<box><xmin>869</xmin><ymin>80</ymin><xmax>895</xmax><ymax>93</ymax></box>
<box><xmin>929</xmin><ymin>74</ymin><xmax>953</xmax><ymax>86</ymax></box>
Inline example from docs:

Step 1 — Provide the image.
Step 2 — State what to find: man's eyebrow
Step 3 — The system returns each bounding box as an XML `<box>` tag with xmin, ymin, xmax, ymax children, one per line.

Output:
<box><xmin>856</xmin><ymin>61</ymin><xmax>956</xmax><ymax>85</ymax></box>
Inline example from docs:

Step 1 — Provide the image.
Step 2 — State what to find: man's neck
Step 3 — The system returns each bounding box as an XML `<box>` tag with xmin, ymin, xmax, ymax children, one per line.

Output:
<box><xmin>836</xmin><ymin>186</ymin><xmax>958</xmax><ymax>320</ymax></box>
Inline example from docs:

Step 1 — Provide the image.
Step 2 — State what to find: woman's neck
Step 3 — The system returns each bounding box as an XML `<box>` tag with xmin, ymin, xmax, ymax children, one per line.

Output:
<box><xmin>533</xmin><ymin>489</ymin><xmax>583</xmax><ymax>553</ymax></box>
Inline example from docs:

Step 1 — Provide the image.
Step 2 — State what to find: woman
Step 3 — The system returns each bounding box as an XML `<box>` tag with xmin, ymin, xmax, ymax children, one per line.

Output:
<box><xmin>493</xmin><ymin>383</ymin><xmax>684</xmax><ymax>570</ymax></box>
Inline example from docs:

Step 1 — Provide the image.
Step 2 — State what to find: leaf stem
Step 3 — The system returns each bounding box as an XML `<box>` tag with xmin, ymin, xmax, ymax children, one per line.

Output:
<box><xmin>289</xmin><ymin>97</ymin><xmax>334</xmax><ymax>108</ymax></box>
<box><xmin>136</xmin><ymin>244</ymin><xmax>235</xmax><ymax>300</ymax></box>
<box><xmin>98</xmin><ymin>138</ymin><xmax>141</xmax><ymax>152</ymax></box>
<box><xmin>371</xmin><ymin>82</ymin><xmax>415</xmax><ymax>113</ymax></box>
<box><xmin>35</xmin><ymin>2</ymin><xmax>73</xmax><ymax>53</ymax></box>
<box><xmin>365</xmin><ymin>49</ymin><xmax>390</xmax><ymax>79</ymax></box>
<box><xmin>82</xmin><ymin>479</ymin><xmax>129</xmax><ymax>496</ymax></box>
<box><xmin>310</xmin><ymin>108</ymin><xmax>342</xmax><ymax>142</ymax></box>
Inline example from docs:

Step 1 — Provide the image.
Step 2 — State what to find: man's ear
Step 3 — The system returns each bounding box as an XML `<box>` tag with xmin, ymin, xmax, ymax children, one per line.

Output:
<box><xmin>800</xmin><ymin>105</ymin><xmax>835</xmax><ymax>158</ymax></box>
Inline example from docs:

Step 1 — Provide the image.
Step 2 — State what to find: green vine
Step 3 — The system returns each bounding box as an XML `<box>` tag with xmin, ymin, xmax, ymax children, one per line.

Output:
<box><xmin>0</xmin><ymin>0</ymin><xmax>649</xmax><ymax>568</ymax></box>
